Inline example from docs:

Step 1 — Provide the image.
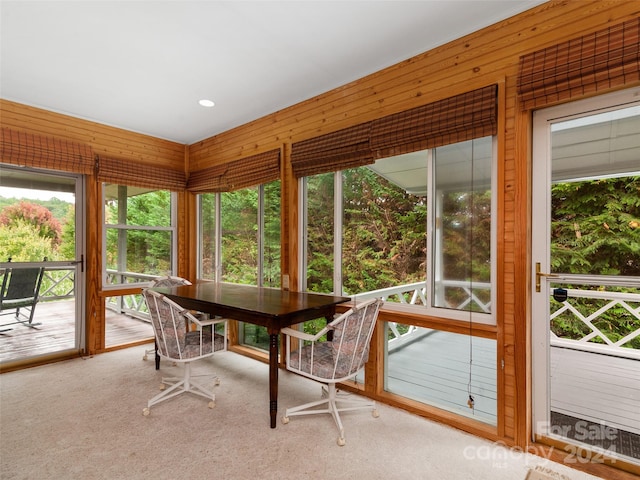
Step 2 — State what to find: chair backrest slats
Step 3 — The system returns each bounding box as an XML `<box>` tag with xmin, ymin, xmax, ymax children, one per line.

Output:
<box><xmin>142</xmin><ymin>288</ymin><xmax>217</xmax><ymax>362</ymax></box>
<box><xmin>286</xmin><ymin>297</ymin><xmax>382</xmax><ymax>382</ymax></box>
<box><xmin>331</xmin><ymin>299</ymin><xmax>382</xmax><ymax>380</ymax></box>
<box><xmin>1</xmin><ymin>268</ymin><xmax>44</xmax><ymax>302</ymax></box>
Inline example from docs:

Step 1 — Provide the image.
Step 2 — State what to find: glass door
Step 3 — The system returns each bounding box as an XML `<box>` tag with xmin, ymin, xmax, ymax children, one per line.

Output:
<box><xmin>532</xmin><ymin>88</ymin><xmax>640</xmax><ymax>466</ymax></box>
<box><xmin>0</xmin><ymin>165</ymin><xmax>84</xmax><ymax>364</ymax></box>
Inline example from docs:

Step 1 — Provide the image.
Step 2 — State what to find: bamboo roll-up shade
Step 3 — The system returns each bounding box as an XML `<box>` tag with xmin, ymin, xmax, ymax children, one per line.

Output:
<box><xmin>0</xmin><ymin>127</ymin><xmax>94</xmax><ymax>174</ymax></box>
<box><xmin>518</xmin><ymin>18</ymin><xmax>640</xmax><ymax>111</ymax></box>
<box><xmin>97</xmin><ymin>155</ymin><xmax>186</xmax><ymax>191</ymax></box>
<box><xmin>370</xmin><ymin>85</ymin><xmax>498</xmax><ymax>159</ymax></box>
<box><xmin>290</xmin><ymin>123</ymin><xmax>373</xmax><ymax>178</ymax></box>
<box><xmin>187</xmin><ymin>163</ymin><xmax>227</xmax><ymax>193</ymax></box>
<box><xmin>187</xmin><ymin>149</ymin><xmax>280</xmax><ymax>193</ymax></box>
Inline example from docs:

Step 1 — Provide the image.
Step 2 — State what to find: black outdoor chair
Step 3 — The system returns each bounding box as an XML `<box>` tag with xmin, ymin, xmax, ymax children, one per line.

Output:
<box><xmin>0</xmin><ymin>265</ymin><xmax>46</xmax><ymax>332</ymax></box>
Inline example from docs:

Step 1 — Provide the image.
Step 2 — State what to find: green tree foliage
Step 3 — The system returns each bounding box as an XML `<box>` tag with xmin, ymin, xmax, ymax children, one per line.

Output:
<box><xmin>551</xmin><ymin>176</ymin><xmax>640</xmax><ymax>276</ymax></box>
<box><xmin>306</xmin><ymin>173</ymin><xmax>334</xmax><ymax>293</ymax></box>
<box><xmin>263</xmin><ymin>181</ymin><xmax>281</xmax><ymax>287</ymax></box>
<box><xmin>128</xmin><ymin>191</ymin><xmax>171</xmax><ymax>273</ymax></box>
<box><xmin>307</xmin><ymin>167</ymin><xmax>491</xmax><ymax>302</ymax></box>
<box><xmin>550</xmin><ymin>176</ymin><xmax>640</xmax><ymax>348</ymax></box>
<box><xmin>0</xmin><ymin>219</ymin><xmax>54</xmax><ymax>262</ymax></box>
<box><xmin>221</xmin><ymin>188</ymin><xmax>259</xmax><ymax>284</ymax></box>
<box><xmin>342</xmin><ymin>167</ymin><xmax>426</xmax><ymax>295</ymax></box>
<box><xmin>441</xmin><ymin>191</ymin><xmax>492</xmax><ymax>283</ymax></box>
<box><xmin>105</xmin><ymin>190</ymin><xmax>172</xmax><ymax>275</ymax></box>
<box><xmin>200</xmin><ymin>194</ymin><xmax>216</xmax><ymax>279</ymax></box>
<box><xmin>59</xmin><ymin>206</ymin><xmax>76</xmax><ymax>260</ymax></box>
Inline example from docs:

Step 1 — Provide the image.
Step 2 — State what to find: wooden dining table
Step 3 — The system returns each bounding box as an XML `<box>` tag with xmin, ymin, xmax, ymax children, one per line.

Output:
<box><xmin>153</xmin><ymin>281</ymin><xmax>350</xmax><ymax>428</ymax></box>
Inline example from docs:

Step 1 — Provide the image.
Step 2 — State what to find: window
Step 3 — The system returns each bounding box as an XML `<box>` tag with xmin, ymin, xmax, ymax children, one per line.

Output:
<box><xmin>103</xmin><ymin>185</ymin><xmax>176</xmax><ymax>287</ymax></box>
<box><xmin>304</xmin><ymin>173</ymin><xmax>335</xmax><ymax>294</ymax></box>
<box><xmin>432</xmin><ymin>138</ymin><xmax>493</xmax><ymax>316</ymax></box>
<box><xmin>198</xmin><ymin>180</ymin><xmax>281</xmax><ymax>350</ymax></box>
<box><xmin>102</xmin><ymin>184</ymin><xmax>177</xmax><ymax>347</ymax></box>
<box><xmin>302</xmin><ymin>136</ymin><xmax>497</xmax><ymax>421</ymax></box>
<box><xmin>303</xmin><ymin>136</ymin><xmax>495</xmax><ymax>324</ymax></box>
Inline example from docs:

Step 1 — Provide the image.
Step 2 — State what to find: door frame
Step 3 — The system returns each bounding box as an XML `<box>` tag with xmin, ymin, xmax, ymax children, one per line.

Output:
<box><xmin>531</xmin><ymin>87</ymin><xmax>640</xmax><ymax>447</ymax></box>
<box><xmin>0</xmin><ymin>165</ymin><xmax>86</xmax><ymax>360</ymax></box>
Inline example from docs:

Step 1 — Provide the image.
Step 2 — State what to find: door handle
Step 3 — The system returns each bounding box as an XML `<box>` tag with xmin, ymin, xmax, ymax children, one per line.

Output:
<box><xmin>535</xmin><ymin>262</ymin><xmax>559</xmax><ymax>292</ymax></box>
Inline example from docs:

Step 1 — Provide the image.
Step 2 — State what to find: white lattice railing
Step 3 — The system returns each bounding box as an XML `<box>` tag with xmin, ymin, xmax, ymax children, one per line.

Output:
<box><xmin>354</xmin><ymin>280</ymin><xmax>491</xmax><ymax>350</ymax></box>
<box><xmin>357</xmin><ymin>279</ymin><xmax>639</xmax><ymax>360</ymax></box>
<box><xmin>34</xmin><ymin>268</ymin><xmax>636</xmax><ymax>360</ymax></box>
<box><xmin>0</xmin><ymin>267</ymin><xmax>153</xmax><ymax>321</ymax></box>
<box><xmin>549</xmin><ymin>286</ymin><xmax>640</xmax><ymax>360</ymax></box>
<box><xmin>355</xmin><ymin>280</ymin><xmax>491</xmax><ymax>311</ymax></box>
<box><xmin>105</xmin><ymin>270</ymin><xmax>158</xmax><ymax>320</ymax></box>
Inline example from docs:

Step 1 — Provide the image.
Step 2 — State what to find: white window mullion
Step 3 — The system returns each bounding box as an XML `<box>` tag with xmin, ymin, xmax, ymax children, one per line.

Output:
<box><xmin>214</xmin><ymin>193</ymin><xmax>222</xmax><ymax>283</ymax></box>
<box><xmin>426</xmin><ymin>149</ymin><xmax>436</xmax><ymax>309</ymax></box>
<box><xmin>334</xmin><ymin>171</ymin><xmax>343</xmax><ymax>296</ymax></box>
<box><xmin>299</xmin><ymin>177</ymin><xmax>308</xmax><ymax>292</ymax></box>
<box><xmin>257</xmin><ymin>184</ymin><xmax>265</xmax><ymax>287</ymax></box>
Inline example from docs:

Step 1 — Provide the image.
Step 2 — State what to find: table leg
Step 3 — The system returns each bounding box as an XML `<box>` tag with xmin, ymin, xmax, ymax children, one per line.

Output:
<box><xmin>154</xmin><ymin>339</ymin><xmax>160</xmax><ymax>370</ymax></box>
<box><xmin>269</xmin><ymin>332</ymin><xmax>278</xmax><ymax>428</ymax></box>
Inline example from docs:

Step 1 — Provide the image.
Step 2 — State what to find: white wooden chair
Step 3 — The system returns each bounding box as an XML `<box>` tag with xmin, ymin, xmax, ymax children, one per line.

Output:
<box><xmin>281</xmin><ymin>297</ymin><xmax>384</xmax><ymax>445</ymax></box>
<box><xmin>141</xmin><ymin>289</ymin><xmax>226</xmax><ymax>415</ymax></box>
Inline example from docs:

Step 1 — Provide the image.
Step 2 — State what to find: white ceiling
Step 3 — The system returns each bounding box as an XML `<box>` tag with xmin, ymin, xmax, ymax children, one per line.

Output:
<box><xmin>1</xmin><ymin>1</ymin><xmax>545</xmax><ymax>145</ymax></box>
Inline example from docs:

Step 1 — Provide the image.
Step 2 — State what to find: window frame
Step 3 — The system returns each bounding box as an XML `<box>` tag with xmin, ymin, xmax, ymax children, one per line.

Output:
<box><xmin>197</xmin><ymin>182</ymin><xmax>281</xmax><ymax>351</ymax></box>
<box><xmin>197</xmin><ymin>182</ymin><xmax>280</xmax><ymax>287</ymax></box>
<box><xmin>300</xmin><ymin>136</ymin><xmax>497</xmax><ymax>326</ymax></box>
<box><xmin>101</xmin><ymin>184</ymin><xmax>178</xmax><ymax>290</ymax></box>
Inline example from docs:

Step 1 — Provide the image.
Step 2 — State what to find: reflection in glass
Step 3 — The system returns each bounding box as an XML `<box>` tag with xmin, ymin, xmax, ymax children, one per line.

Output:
<box><xmin>384</xmin><ymin>327</ymin><xmax>497</xmax><ymax>425</ymax></box>
<box><xmin>433</xmin><ymin>137</ymin><xmax>492</xmax><ymax>313</ymax></box>
<box><xmin>306</xmin><ymin>173</ymin><xmax>335</xmax><ymax>294</ymax></box>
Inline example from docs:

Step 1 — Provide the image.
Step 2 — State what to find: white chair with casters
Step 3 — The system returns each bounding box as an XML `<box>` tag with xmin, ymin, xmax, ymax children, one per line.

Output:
<box><xmin>143</xmin><ymin>276</ymin><xmax>228</xmax><ymax>368</ymax></box>
<box><xmin>281</xmin><ymin>297</ymin><xmax>384</xmax><ymax>446</ymax></box>
<box><xmin>141</xmin><ymin>289</ymin><xmax>226</xmax><ymax>415</ymax></box>
<box><xmin>143</xmin><ymin>276</ymin><xmax>193</xmax><ymax>365</ymax></box>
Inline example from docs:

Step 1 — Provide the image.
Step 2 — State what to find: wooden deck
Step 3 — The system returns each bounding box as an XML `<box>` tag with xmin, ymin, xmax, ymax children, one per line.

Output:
<box><xmin>384</xmin><ymin>329</ymin><xmax>498</xmax><ymax>425</ymax></box>
<box><xmin>0</xmin><ymin>299</ymin><xmax>152</xmax><ymax>363</ymax></box>
<box><xmin>551</xmin><ymin>346</ymin><xmax>640</xmax><ymax>435</ymax></box>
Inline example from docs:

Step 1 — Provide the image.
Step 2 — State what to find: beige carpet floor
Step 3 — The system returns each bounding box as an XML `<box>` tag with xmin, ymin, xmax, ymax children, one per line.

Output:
<box><xmin>0</xmin><ymin>346</ymin><xmax>602</xmax><ymax>480</ymax></box>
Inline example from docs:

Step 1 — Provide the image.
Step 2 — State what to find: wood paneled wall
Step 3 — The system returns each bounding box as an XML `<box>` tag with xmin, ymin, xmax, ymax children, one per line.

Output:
<box><xmin>0</xmin><ymin>100</ymin><xmax>186</xmax><ymax>168</ymax></box>
<box><xmin>1</xmin><ymin>1</ymin><xmax>639</xmax><ymax>474</ymax></box>
<box><xmin>186</xmin><ymin>0</ymin><xmax>640</xmax><ymax>454</ymax></box>
<box><xmin>0</xmin><ymin>99</ymin><xmax>188</xmax><ymax>354</ymax></box>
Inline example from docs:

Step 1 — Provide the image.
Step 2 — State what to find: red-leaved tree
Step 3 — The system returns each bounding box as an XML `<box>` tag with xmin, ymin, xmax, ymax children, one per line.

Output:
<box><xmin>0</xmin><ymin>201</ymin><xmax>62</xmax><ymax>247</ymax></box>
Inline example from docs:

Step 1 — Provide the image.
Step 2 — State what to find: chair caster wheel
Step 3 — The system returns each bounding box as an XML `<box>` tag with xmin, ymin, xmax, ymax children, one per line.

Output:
<box><xmin>337</xmin><ymin>437</ymin><xmax>346</xmax><ymax>446</ymax></box>
<box><xmin>214</xmin><ymin>378</ymin><xmax>221</xmax><ymax>386</ymax></box>
<box><xmin>159</xmin><ymin>384</ymin><xmax>166</xmax><ymax>390</ymax></box>
<box><xmin>142</xmin><ymin>408</ymin><xmax>150</xmax><ymax>416</ymax></box>
<box><xmin>282</xmin><ymin>416</ymin><xmax>289</xmax><ymax>424</ymax></box>
<box><xmin>372</xmin><ymin>409</ymin><xmax>379</xmax><ymax>418</ymax></box>
<box><xmin>143</xmin><ymin>354</ymin><xmax>148</xmax><ymax>361</ymax></box>
<box><xmin>208</xmin><ymin>401</ymin><xmax>215</xmax><ymax>409</ymax></box>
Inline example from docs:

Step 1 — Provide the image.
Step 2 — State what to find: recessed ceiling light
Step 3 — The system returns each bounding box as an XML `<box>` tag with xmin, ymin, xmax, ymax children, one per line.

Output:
<box><xmin>199</xmin><ymin>99</ymin><xmax>215</xmax><ymax>107</ymax></box>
